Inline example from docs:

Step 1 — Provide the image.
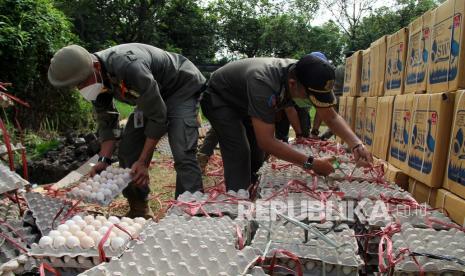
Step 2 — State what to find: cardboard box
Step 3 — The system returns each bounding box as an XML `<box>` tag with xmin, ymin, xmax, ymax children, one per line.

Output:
<box><xmin>428</xmin><ymin>0</ymin><xmax>465</xmax><ymax>93</ymax></box>
<box><xmin>370</xmin><ymin>36</ymin><xmax>388</xmax><ymax>96</ymax></box>
<box><xmin>388</xmin><ymin>94</ymin><xmax>415</xmax><ymax>172</ymax></box>
<box><xmin>409</xmin><ymin>178</ymin><xmax>437</xmax><ymax>206</ymax></box>
<box><xmin>385</xmin><ymin>28</ymin><xmax>409</xmax><ymax>95</ymax></box>
<box><xmin>405</xmin><ymin>11</ymin><xmax>433</xmax><ymax>93</ymax></box>
<box><xmin>345</xmin><ymin>96</ymin><xmax>357</xmax><ymax>131</ymax></box>
<box><xmin>360</xmin><ymin>49</ymin><xmax>371</xmax><ymax>96</ymax></box>
<box><xmin>435</xmin><ymin>189</ymin><xmax>465</xmax><ymax>226</ymax></box>
<box><xmin>407</xmin><ymin>93</ymin><xmax>455</xmax><ymax>187</ymax></box>
<box><xmin>444</xmin><ymin>90</ymin><xmax>465</xmax><ymax>199</ymax></box>
<box><xmin>355</xmin><ymin>97</ymin><xmax>366</xmax><ymax>140</ymax></box>
<box><xmin>408</xmin><ymin>178</ymin><xmax>438</xmax><ymax>206</ymax></box>
<box><xmin>373</xmin><ymin>96</ymin><xmax>395</xmax><ymax>160</ymax></box>
<box><xmin>343</xmin><ymin>51</ymin><xmax>363</xmax><ymax>97</ymax></box>
<box><xmin>376</xmin><ymin>159</ymin><xmax>409</xmax><ymax>190</ymax></box>
<box><xmin>363</xmin><ymin>97</ymin><xmax>377</xmax><ymax>152</ymax></box>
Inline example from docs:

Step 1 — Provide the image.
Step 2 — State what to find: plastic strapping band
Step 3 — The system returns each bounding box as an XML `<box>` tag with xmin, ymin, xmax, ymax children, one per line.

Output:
<box><xmin>39</xmin><ymin>263</ymin><xmax>60</xmax><ymax>276</ymax></box>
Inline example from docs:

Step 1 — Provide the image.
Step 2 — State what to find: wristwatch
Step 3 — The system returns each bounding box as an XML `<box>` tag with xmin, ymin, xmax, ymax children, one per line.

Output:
<box><xmin>303</xmin><ymin>155</ymin><xmax>314</xmax><ymax>170</ymax></box>
<box><xmin>97</xmin><ymin>155</ymin><xmax>112</xmax><ymax>165</ymax></box>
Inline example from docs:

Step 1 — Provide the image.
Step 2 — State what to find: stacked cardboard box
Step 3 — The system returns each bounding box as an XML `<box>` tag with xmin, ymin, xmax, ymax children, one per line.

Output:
<box><xmin>345</xmin><ymin>97</ymin><xmax>357</xmax><ymax>131</ymax></box>
<box><xmin>373</xmin><ymin>96</ymin><xmax>395</xmax><ymax>160</ymax></box>
<box><xmin>355</xmin><ymin>97</ymin><xmax>366</xmax><ymax>140</ymax></box>
<box><xmin>369</xmin><ymin>36</ymin><xmax>387</xmax><ymax>96</ymax></box>
<box><xmin>409</xmin><ymin>178</ymin><xmax>437</xmax><ymax>206</ymax></box>
<box><xmin>360</xmin><ymin>49</ymin><xmax>371</xmax><ymax>97</ymax></box>
<box><xmin>405</xmin><ymin>11</ymin><xmax>432</xmax><ymax>94</ymax></box>
<box><xmin>435</xmin><ymin>189</ymin><xmax>465</xmax><ymax>226</ymax></box>
<box><xmin>343</xmin><ymin>51</ymin><xmax>363</xmax><ymax>97</ymax></box>
<box><xmin>385</xmin><ymin>28</ymin><xmax>409</xmax><ymax>96</ymax></box>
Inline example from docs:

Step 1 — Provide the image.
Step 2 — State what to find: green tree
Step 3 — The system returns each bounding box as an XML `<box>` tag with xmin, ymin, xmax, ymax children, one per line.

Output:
<box><xmin>0</xmin><ymin>0</ymin><xmax>94</xmax><ymax>131</ymax></box>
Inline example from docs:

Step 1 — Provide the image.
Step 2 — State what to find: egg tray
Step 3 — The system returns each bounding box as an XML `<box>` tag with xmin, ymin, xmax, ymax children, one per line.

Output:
<box><xmin>0</xmin><ymin>221</ymin><xmax>38</xmax><ymax>266</ymax></box>
<box><xmin>389</xmin><ymin>223</ymin><xmax>465</xmax><ymax>274</ymax></box>
<box><xmin>357</xmin><ymin>200</ymin><xmax>454</xmax><ymax>230</ymax></box>
<box><xmin>257</xmin><ymin>170</ymin><xmax>335</xmax><ymax>195</ymax></box>
<box><xmin>149</xmin><ymin>215</ymin><xmax>251</xmax><ymax>246</ymax></box>
<box><xmin>78</xmin><ymin>233</ymin><xmax>268</xmax><ymax>276</ymax></box>
<box><xmin>29</xmin><ymin>221</ymin><xmax>147</xmax><ymax>265</ymax></box>
<box><xmin>24</xmin><ymin>192</ymin><xmax>85</xmax><ymax>236</ymax></box>
<box><xmin>251</xmin><ymin>220</ymin><xmax>363</xmax><ymax>275</ymax></box>
<box><xmin>166</xmin><ymin>189</ymin><xmax>252</xmax><ymax>218</ymax></box>
<box><xmin>334</xmin><ymin>180</ymin><xmax>410</xmax><ymax>200</ymax></box>
<box><xmin>0</xmin><ymin>164</ymin><xmax>28</xmax><ymax>195</ymax></box>
<box><xmin>0</xmin><ymin>254</ymin><xmax>38</xmax><ymax>275</ymax></box>
<box><xmin>155</xmin><ymin>135</ymin><xmax>172</xmax><ymax>157</ymax></box>
<box><xmin>67</xmin><ymin>168</ymin><xmax>132</xmax><ymax>207</ymax></box>
<box><xmin>0</xmin><ymin>198</ymin><xmax>20</xmax><ymax>222</ymax></box>
<box><xmin>254</xmin><ymin>193</ymin><xmax>354</xmax><ymax>224</ymax></box>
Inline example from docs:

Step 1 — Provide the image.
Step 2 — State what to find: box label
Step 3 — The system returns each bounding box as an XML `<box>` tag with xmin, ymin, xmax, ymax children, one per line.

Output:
<box><xmin>364</xmin><ymin>107</ymin><xmax>376</xmax><ymax>146</ymax></box>
<box><xmin>390</xmin><ymin>109</ymin><xmax>411</xmax><ymax>161</ymax></box>
<box><xmin>407</xmin><ymin>27</ymin><xmax>430</xmax><ymax>85</ymax></box>
<box><xmin>447</xmin><ymin>109</ymin><xmax>465</xmax><ymax>186</ymax></box>
<box><xmin>408</xmin><ymin>109</ymin><xmax>438</xmax><ymax>174</ymax></box>
<box><xmin>386</xmin><ymin>42</ymin><xmax>405</xmax><ymax>90</ymax></box>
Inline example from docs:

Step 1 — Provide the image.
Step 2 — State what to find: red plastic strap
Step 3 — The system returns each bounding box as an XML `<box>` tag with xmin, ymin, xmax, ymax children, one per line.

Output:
<box><xmin>39</xmin><ymin>262</ymin><xmax>60</xmax><ymax>276</ymax></box>
<box><xmin>264</xmin><ymin>249</ymin><xmax>303</xmax><ymax>276</ymax></box>
<box><xmin>236</xmin><ymin>224</ymin><xmax>244</xmax><ymax>250</ymax></box>
<box><xmin>14</xmin><ymin>107</ymin><xmax>28</xmax><ymax>180</ymax></box>
<box><xmin>425</xmin><ymin>217</ymin><xmax>465</xmax><ymax>232</ymax></box>
<box><xmin>0</xmin><ymin>219</ymin><xmax>27</xmax><ymax>242</ymax></box>
<box><xmin>0</xmin><ymin>91</ymin><xmax>30</xmax><ymax>107</ymax></box>
<box><xmin>59</xmin><ymin>199</ymin><xmax>82</xmax><ymax>225</ymax></box>
<box><xmin>0</xmin><ymin>117</ymin><xmax>15</xmax><ymax>170</ymax></box>
<box><xmin>0</xmin><ymin>232</ymin><xmax>27</xmax><ymax>253</ymax></box>
<box><xmin>98</xmin><ymin>223</ymin><xmax>136</xmax><ymax>262</ymax></box>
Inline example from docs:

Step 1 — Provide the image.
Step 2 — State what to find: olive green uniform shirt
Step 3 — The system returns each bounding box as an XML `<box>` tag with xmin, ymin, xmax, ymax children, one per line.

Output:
<box><xmin>93</xmin><ymin>43</ymin><xmax>205</xmax><ymax>141</ymax></box>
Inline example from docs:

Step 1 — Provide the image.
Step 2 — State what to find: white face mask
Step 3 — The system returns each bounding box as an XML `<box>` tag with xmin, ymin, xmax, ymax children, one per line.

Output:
<box><xmin>79</xmin><ymin>71</ymin><xmax>104</xmax><ymax>101</ymax></box>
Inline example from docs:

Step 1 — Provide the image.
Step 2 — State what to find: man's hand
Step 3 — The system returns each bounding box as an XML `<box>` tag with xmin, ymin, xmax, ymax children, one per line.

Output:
<box><xmin>353</xmin><ymin>144</ymin><xmax>373</xmax><ymax>167</ymax></box>
<box><xmin>90</xmin><ymin>162</ymin><xmax>109</xmax><ymax>177</ymax></box>
<box><xmin>312</xmin><ymin>156</ymin><xmax>336</xmax><ymax>176</ymax></box>
<box><xmin>131</xmin><ymin>160</ymin><xmax>150</xmax><ymax>187</ymax></box>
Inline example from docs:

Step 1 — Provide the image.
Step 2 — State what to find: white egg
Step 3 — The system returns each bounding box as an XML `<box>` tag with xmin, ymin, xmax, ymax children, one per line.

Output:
<box><xmin>96</xmin><ymin>215</ymin><xmax>106</xmax><ymax>223</ymax></box>
<box><xmin>76</xmin><ymin>220</ymin><xmax>87</xmax><ymax>229</ymax></box>
<box><xmin>116</xmin><ymin>178</ymin><xmax>125</xmax><ymax>187</ymax></box>
<box><xmin>65</xmin><ymin>236</ymin><xmax>80</xmax><ymax>248</ymax></box>
<box><xmin>123</xmin><ymin>172</ymin><xmax>131</xmax><ymax>180</ymax></box>
<box><xmin>109</xmin><ymin>232</ymin><xmax>117</xmax><ymax>239</ymax></box>
<box><xmin>61</xmin><ymin>231</ymin><xmax>72</xmax><ymax>238</ymax></box>
<box><xmin>132</xmin><ymin>223</ymin><xmax>142</xmax><ymax>232</ymax></box>
<box><xmin>91</xmin><ymin>220</ymin><xmax>102</xmax><ymax>229</ymax></box>
<box><xmin>74</xmin><ymin>231</ymin><xmax>86</xmax><ymax>239</ymax></box>
<box><xmin>48</xmin><ymin>230</ymin><xmax>61</xmax><ymax>238</ymax></box>
<box><xmin>110</xmin><ymin>237</ymin><xmax>125</xmax><ymax>250</ymax></box>
<box><xmin>57</xmin><ymin>224</ymin><xmax>69</xmax><ymax>232</ymax></box>
<box><xmin>96</xmin><ymin>192</ymin><xmax>104</xmax><ymax>201</ymax></box>
<box><xmin>82</xmin><ymin>190</ymin><xmax>91</xmax><ymax>198</ymax></box>
<box><xmin>92</xmin><ymin>186</ymin><xmax>100</xmax><ymax>193</ymax></box>
<box><xmin>90</xmin><ymin>193</ymin><xmax>98</xmax><ymax>200</ymax></box>
<box><xmin>93</xmin><ymin>175</ymin><xmax>101</xmax><ymax>181</ymax></box>
<box><xmin>101</xmin><ymin>221</ymin><xmax>112</xmax><ymax>228</ymax></box>
<box><xmin>100</xmin><ymin>171</ymin><xmax>108</xmax><ymax>178</ymax></box>
<box><xmin>86</xmin><ymin>179</ymin><xmax>93</xmax><ymax>185</ymax></box>
<box><xmin>71</xmin><ymin>187</ymin><xmax>79</xmax><ymax>196</ymax></box>
<box><xmin>107</xmin><ymin>173</ymin><xmax>114</xmax><ymax>179</ymax></box>
<box><xmin>72</xmin><ymin>215</ymin><xmax>83</xmax><ymax>222</ymax></box>
<box><xmin>80</xmin><ymin>236</ymin><xmax>95</xmax><ymax>249</ymax></box>
<box><xmin>106</xmin><ymin>167</ymin><xmax>113</xmax><ymax>173</ymax></box>
<box><xmin>110</xmin><ymin>184</ymin><xmax>119</xmax><ymax>193</ymax></box>
<box><xmin>69</xmin><ymin>225</ymin><xmax>81</xmax><ymax>234</ymax></box>
<box><xmin>121</xmin><ymin>217</ymin><xmax>133</xmax><ymax>224</ymax></box>
<box><xmin>84</xmin><ymin>185</ymin><xmax>93</xmax><ymax>192</ymax></box>
<box><xmin>79</xmin><ymin>182</ymin><xmax>87</xmax><ymax>189</ymax></box>
<box><xmin>125</xmin><ymin>226</ymin><xmax>136</xmax><ymax>236</ymax></box>
<box><xmin>103</xmin><ymin>189</ymin><xmax>112</xmax><ymax>197</ymax></box>
<box><xmin>108</xmin><ymin>216</ymin><xmax>120</xmax><ymax>224</ymax></box>
<box><xmin>119</xmin><ymin>222</ymin><xmax>129</xmax><ymax>229</ymax></box>
<box><xmin>65</xmin><ymin>220</ymin><xmax>76</xmax><ymax>227</ymax></box>
<box><xmin>99</xmin><ymin>226</ymin><xmax>110</xmax><ymax>236</ymax></box>
<box><xmin>134</xmin><ymin>217</ymin><xmax>146</xmax><ymax>225</ymax></box>
<box><xmin>89</xmin><ymin>231</ymin><xmax>101</xmax><ymax>243</ymax></box>
<box><xmin>83</xmin><ymin>225</ymin><xmax>95</xmax><ymax>234</ymax></box>
<box><xmin>39</xmin><ymin>236</ymin><xmax>53</xmax><ymax>248</ymax></box>
<box><xmin>53</xmin><ymin>236</ymin><xmax>66</xmax><ymax>248</ymax></box>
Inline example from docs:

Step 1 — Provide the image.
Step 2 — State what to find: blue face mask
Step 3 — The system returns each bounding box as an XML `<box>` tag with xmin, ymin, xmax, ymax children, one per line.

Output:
<box><xmin>293</xmin><ymin>97</ymin><xmax>313</xmax><ymax>108</ymax></box>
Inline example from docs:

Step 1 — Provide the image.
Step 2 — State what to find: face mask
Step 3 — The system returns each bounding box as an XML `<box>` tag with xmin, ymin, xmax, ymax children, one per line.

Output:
<box><xmin>79</xmin><ymin>71</ymin><xmax>104</xmax><ymax>101</ymax></box>
<box><xmin>293</xmin><ymin>97</ymin><xmax>313</xmax><ymax>108</ymax></box>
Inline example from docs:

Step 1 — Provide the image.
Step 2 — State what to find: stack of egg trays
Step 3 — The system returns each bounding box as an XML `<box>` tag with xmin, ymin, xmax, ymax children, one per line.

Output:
<box><xmin>155</xmin><ymin>135</ymin><xmax>172</xmax><ymax>157</ymax></box>
<box><xmin>24</xmin><ymin>192</ymin><xmax>85</xmax><ymax>236</ymax></box>
<box><xmin>251</xmin><ymin>219</ymin><xmax>363</xmax><ymax>276</ymax></box>
<box><xmin>79</xmin><ymin>216</ymin><xmax>268</xmax><ymax>276</ymax></box>
<box><xmin>390</xmin><ymin>223</ymin><xmax>465</xmax><ymax>275</ymax></box>
<box><xmin>0</xmin><ymin>220</ymin><xmax>39</xmax><ymax>265</ymax></box>
<box><xmin>0</xmin><ymin>163</ymin><xmax>28</xmax><ymax>195</ymax></box>
<box><xmin>29</xmin><ymin>221</ymin><xmax>147</xmax><ymax>269</ymax></box>
<box><xmin>254</xmin><ymin>192</ymin><xmax>355</xmax><ymax>225</ymax></box>
<box><xmin>167</xmin><ymin>189</ymin><xmax>252</xmax><ymax>218</ymax></box>
<box><xmin>334</xmin><ymin>180</ymin><xmax>410</xmax><ymax>200</ymax></box>
<box><xmin>0</xmin><ymin>254</ymin><xmax>39</xmax><ymax>275</ymax></box>
<box><xmin>357</xmin><ymin>199</ymin><xmax>454</xmax><ymax>230</ymax></box>
<box><xmin>0</xmin><ymin>198</ymin><xmax>20</xmax><ymax>221</ymax></box>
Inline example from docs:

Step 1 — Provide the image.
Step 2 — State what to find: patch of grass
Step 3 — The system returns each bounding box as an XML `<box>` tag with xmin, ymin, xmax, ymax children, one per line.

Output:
<box><xmin>115</xmin><ymin>101</ymin><xmax>134</xmax><ymax>120</ymax></box>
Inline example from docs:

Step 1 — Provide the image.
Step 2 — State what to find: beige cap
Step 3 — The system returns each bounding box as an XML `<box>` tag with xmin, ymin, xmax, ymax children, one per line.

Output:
<box><xmin>48</xmin><ymin>45</ymin><xmax>93</xmax><ymax>88</ymax></box>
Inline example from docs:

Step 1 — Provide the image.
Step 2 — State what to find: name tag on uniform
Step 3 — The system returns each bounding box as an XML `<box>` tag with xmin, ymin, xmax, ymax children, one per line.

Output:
<box><xmin>134</xmin><ymin>110</ymin><xmax>144</xmax><ymax>128</ymax></box>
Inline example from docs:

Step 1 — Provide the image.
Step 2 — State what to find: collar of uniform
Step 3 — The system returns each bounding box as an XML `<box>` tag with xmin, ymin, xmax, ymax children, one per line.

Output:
<box><xmin>276</xmin><ymin>64</ymin><xmax>294</xmax><ymax>109</ymax></box>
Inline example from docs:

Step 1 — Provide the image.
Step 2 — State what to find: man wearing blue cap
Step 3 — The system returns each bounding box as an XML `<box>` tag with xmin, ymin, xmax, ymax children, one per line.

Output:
<box><xmin>201</xmin><ymin>55</ymin><xmax>373</xmax><ymax>191</ymax></box>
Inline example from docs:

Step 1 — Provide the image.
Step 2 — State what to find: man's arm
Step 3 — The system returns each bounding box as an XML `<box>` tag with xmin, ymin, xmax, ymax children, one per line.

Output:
<box><xmin>284</xmin><ymin>106</ymin><xmax>302</xmax><ymax>136</ymax></box>
<box><xmin>312</xmin><ymin>111</ymin><xmax>323</xmax><ymax>136</ymax></box>
<box><xmin>316</xmin><ymin>107</ymin><xmax>373</xmax><ymax>165</ymax></box>
<box><xmin>251</xmin><ymin>117</ymin><xmax>335</xmax><ymax>176</ymax></box>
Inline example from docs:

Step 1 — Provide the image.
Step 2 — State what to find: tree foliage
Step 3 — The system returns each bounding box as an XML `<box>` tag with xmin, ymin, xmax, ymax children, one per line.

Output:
<box><xmin>0</xmin><ymin>0</ymin><xmax>94</xmax><ymax>131</ymax></box>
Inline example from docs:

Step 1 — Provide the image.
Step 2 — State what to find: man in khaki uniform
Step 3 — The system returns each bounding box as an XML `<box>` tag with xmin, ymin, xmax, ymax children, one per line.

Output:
<box><xmin>48</xmin><ymin>44</ymin><xmax>205</xmax><ymax>218</ymax></box>
<box><xmin>201</xmin><ymin>55</ymin><xmax>373</xmax><ymax>191</ymax></box>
